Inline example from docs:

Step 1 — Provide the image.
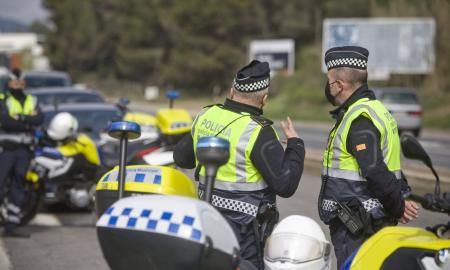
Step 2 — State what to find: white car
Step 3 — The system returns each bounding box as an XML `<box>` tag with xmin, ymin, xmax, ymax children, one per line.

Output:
<box><xmin>373</xmin><ymin>87</ymin><xmax>422</xmax><ymax>137</ymax></box>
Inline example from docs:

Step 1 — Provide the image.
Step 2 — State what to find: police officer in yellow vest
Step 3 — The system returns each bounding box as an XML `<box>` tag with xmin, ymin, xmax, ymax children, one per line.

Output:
<box><xmin>318</xmin><ymin>46</ymin><xmax>419</xmax><ymax>267</ymax></box>
<box><xmin>174</xmin><ymin>60</ymin><xmax>305</xmax><ymax>269</ymax></box>
<box><xmin>0</xmin><ymin>69</ymin><xmax>44</xmax><ymax>238</ymax></box>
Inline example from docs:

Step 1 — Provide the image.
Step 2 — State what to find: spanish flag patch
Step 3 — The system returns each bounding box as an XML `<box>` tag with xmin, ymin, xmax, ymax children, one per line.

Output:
<box><xmin>356</xmin><ymin>144</ymin><xmax>366</xmax><ymax>151</ymax></box>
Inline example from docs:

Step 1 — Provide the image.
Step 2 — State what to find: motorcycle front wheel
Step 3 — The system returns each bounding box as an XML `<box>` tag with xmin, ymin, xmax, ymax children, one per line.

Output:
<box><xmin>19</xmin><ymin>180</ymin><xmax>44</xmax><ymax>225</ymax></box>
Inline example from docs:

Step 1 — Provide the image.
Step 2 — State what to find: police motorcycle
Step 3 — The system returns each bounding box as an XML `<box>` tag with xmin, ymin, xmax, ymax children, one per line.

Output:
<box><xmin>115</xmin><ymin>97</ymin><xmax>159</xmax><ymax>142</ymax></box>
<box><xmin>99</xmin><ymin>97</ymin><xmax>159</xmax><ymax>168</ymax></box>
<box><xmin>30</xmin><ymin>112</ymin><xmax>101</xmax><ymax>210</ymax></box>
<box><xmin>99</xmin><ymin>91</ymin><xmax>192</xmax><ymax>168</ymax></box>
<box><xmin>95</xmin><ymin>121</ymin><xmax>256</xmax><ymax>270</ymax></box>
<box><xmin>138</xmin><ymin>90</ymin><xmax>192</xmax><ymax>166</ymax></box>
<box><xmin>0</xmin><ymin>112</ymin><xmax>101</xmax><ymax>226</ymax></box>
<box><xmin>341</xmin><ymin>134</ymin><xmax>450</xmax><ymax>270</ymax></box>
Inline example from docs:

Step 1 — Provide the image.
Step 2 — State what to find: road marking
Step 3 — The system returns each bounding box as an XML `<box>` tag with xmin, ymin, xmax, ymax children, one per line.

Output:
<box><xmin>29</xmin><ymin>214</ymin><xmax>62</xmax><ymax>227</ymax></box>
<box><xmin>0</xmin><ymin>238</ymin><xmax>11</xmax><ymax>270</ymax></box>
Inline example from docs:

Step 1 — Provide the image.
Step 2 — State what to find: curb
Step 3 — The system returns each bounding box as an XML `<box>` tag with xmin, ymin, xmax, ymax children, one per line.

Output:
<box><xmin>0</xmin><ymin>238</ymin><xmax>11</xmax><ymax>270</ymax></box>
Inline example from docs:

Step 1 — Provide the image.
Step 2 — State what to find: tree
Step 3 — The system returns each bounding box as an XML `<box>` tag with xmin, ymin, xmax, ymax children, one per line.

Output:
<box><xmin>44</xmin><ymin>0</ymin><xmax>101</xmax><ymax>78</ymax></box>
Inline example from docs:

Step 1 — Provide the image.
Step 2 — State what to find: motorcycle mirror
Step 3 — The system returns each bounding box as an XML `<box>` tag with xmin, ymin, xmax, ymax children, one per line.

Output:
<box><xmin>108</xmin><ymin>121</ymin><xmax>141</xmax><ymax>199</ymax></box>
<box><xmin>401</xmin><ymin>134</ymin><xmax>432</xmax><ymax>168</ymax></box>
<box><xmin>196</xmin><ymin>137</ymin><xmax>230</xmax><ymax>203</ymax></box>
<box><xmin>401</xmin><ymin>134</ymin><xmax>441</xmax><ymax>195</ymax></box>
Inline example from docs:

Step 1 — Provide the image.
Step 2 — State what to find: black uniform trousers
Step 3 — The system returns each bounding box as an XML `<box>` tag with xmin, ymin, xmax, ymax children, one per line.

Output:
<box><xmin>329</xmin><ymin>218</ymin><xmax>367</xmax><ymax>269</ymax></box>
<box><xmin>226</xmin><ymin>218</ymin><xmax>261</xmax><ymax>270</ymax></box>
<box><xmin>0</xmin><ymin>147</ymin><xmax>32</xmax><ymax>230</ymax></box>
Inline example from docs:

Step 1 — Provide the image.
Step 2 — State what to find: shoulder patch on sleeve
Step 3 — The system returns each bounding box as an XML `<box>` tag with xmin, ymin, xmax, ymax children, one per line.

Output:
<box><xmin>356</xmin><ymin>144</ymin><xmax>366</xmax><ymax>151</ymax></box>
<box><xmin>251</xmin><ymin>115</ymin><xmax>273</xmax><ymax>127</ymax></box>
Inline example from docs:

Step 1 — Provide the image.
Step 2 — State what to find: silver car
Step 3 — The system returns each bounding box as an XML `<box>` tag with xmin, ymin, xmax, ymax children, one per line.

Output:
<box><xmin>372</xmin><ymin>87</ymin><xmax>422</xmax><ymax>137</ymax></box>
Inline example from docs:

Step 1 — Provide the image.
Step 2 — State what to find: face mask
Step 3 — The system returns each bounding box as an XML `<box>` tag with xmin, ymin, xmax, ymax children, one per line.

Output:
<box><xmin>324</xmin><ymin>81</ymin><xmax>337</xmax><ymax>106</ymax></box>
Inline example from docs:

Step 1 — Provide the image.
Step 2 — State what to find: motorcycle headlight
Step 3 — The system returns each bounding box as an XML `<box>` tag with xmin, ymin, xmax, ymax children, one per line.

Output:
<box><xmin>264</xmin><ymin>232</ymin><xmax>330</xmax><ymax>264</ymax></box>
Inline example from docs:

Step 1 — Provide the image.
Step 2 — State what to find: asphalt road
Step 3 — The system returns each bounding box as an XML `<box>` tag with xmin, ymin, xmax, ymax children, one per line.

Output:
<box><xmin>2</xmin><ymin>169</ymin><xmax>448</xmax><ymax>270</ymax></box>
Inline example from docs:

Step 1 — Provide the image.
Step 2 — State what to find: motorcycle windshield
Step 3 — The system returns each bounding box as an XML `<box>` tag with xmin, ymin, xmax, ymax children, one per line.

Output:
<box><xmin>264</xmin><ymin>232</ymin><xmax>328</xmax><ymax>264</ymax></box>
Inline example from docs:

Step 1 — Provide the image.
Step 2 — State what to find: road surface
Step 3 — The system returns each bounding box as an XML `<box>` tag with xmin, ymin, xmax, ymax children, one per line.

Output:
<box><xmin>1</xmin><ymin>169</ymin><xmax>447</xmax><ymax>270</ymax></box>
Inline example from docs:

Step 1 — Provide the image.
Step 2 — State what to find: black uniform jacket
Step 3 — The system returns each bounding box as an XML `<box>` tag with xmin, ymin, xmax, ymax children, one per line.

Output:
<box><xmin>0</xmin><ymin>91</ymin><xmax>44</xmax><ymax>150</ymax></box>
<box><xmin>174</xmin><ymin>98</ymin><xmax>305</xmax><ymax>198</ymax></box>
<box><xmin>330</xmin><ymin>85</ymin><xmax>407</xmax><ymax>218</ymax></box>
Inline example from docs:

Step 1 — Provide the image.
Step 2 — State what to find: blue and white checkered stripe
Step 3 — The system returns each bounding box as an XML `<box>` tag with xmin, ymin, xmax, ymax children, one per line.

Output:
<box><xmin>326</xmin><ymin>58</ymin><xmax>367</xmax><ymax>69</ymax></box>
<box><xmin>322</xmin><ymin>198</ymin><xmax>382</xmax><ymax>212</ymax></box>
<box><xmin>97</xmin><ymin>206</ymin><xmax>203</xmax><ymax>243</ymax></box>
<box><xmin>233</xmin><ymin>78</ymin><xmax>270</xmax><ymax>92</ymax></box>
<box><xmin>102</xmin><ymin>167</ymin><xmax>162</xmax><ymax>184</ymax></box>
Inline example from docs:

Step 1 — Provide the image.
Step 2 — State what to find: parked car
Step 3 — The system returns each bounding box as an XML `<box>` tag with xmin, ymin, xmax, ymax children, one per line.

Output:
<box><xmin>41</xmin><ymin>103</ymin><xmax>122</xmax><ymax>141</ymax></box>
<box><xmin>28</xmin><ymin>87</ymin><xmax>105</xmax><ymax>106</ymax></box>
<box><xmin>0</xmin><ymin>67</ymin><xmax>8</xmax><ymax>91</ymax></box>
<box><xmin>373</xmin><ymin>87</ymin><xmax>422</xmax><ymax>137</ymax></box>
<box><xmin>24</xmin><ymin>70</ymin><xmax>71</xmax><ymax>89</ymax></box>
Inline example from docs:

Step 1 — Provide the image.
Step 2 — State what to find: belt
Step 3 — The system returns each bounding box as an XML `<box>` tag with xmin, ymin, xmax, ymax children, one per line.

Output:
<box><xmin>0</xmin><ymin>133</ymin><xmax>34</xmax><ymax>145</ymax></box>
<box><xmin>322</xmin><ymin>198</ymin><xmax>383</xmax><ymax>212</ymax></box>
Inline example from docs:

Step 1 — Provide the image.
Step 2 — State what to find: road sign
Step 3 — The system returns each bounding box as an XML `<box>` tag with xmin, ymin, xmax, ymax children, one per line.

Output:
<box><xmin>322</xmin><ymin>18</ymin><xmax>436</xmax><ymax>80</ymax></box>
<box><xmin>249</xmin><ymin>39</ymin><xmax>295</xmax><ymax>75</ymax></box>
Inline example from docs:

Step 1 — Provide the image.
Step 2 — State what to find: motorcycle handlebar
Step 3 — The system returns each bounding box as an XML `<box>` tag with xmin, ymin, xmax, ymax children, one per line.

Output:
<box><xmin>408</xmin><ymin>193</ymin><xmax>432</xmax><ymax>208</ymax></box>
<box><xmin>409</xmin><ymin>193</ymin><xmax>450</xmax><ymax>214</ymax></box>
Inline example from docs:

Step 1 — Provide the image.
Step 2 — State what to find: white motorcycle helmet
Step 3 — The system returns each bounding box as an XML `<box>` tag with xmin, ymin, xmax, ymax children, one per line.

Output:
<box><xmin>264</xmin><ymin>215</ymin><xmax>331</xmax><ymax>270</ymax></box>
<box><xmin>47</xmin><ymin>112</ymin><xmax>79</xmax><ymax>141</ymax></box>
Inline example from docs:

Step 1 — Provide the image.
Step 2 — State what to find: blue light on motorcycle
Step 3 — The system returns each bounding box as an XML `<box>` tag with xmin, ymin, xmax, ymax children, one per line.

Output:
<box><xmin>196</xmin><ymin>137</ymin><xmax>230</xmax><ymax>151</ymax></box>
<box><xmin>108</xmin><ymin>121</ymin><xmax>141</xmax><ymax>140</ymax></box>
<box><xmin>166</xmin><ymin>90</ymin><xmax>180</xmax><ymax>100</ymax></box>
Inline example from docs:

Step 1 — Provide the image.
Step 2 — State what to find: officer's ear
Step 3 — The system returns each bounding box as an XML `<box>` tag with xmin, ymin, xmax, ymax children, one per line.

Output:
<box><xmin>261</xmin><ymin>94</ymin><xmax>268</xmax><ymax>108</ymax></box>
<box><xmin>229</xmin><ymin>88</ymin><xmax>235</xmax><ymax>100</ymax></box>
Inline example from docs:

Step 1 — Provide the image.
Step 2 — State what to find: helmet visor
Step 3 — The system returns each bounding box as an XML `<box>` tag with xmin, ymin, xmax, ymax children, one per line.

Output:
<box><xmin>264</xmin><ymin>233</ymin><xmax>330</xmax><ymax>264</ymax></box>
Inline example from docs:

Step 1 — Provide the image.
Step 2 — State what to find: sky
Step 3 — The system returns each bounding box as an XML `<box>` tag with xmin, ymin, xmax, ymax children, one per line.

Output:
<box><xmin>0</xmin><ymin>0</ymin><xmax>48</xmax><ymax>25</ymax></box>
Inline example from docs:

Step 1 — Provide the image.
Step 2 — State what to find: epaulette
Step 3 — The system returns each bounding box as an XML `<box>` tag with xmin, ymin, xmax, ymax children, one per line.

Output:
<box><xmin>202</xmin><ymin>103</ymin><xmax>222</xmax><ymax>109</ymax></box>
<box><xmin>251</xmin><ymin>115</ymin><xmax>273</xmax><ymax>127</ymax></box>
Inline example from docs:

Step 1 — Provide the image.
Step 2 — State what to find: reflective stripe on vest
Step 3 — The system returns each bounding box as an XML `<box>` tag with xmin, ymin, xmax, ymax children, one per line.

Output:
<box><xmin>322</xmin><ymin>167</ymin><xmax>402</xmax><ymax>181</ymax></box>
<box><xmin>323</xmin><ymin>98</ymin><xmax>401</xmax><ymax>177</ymax></box>
<box><xmin>320</xmin><ymin>97</ymin><xmax>402</xmax><ymax>221</ymax></box>
<box><xmin>192</xmin><ymin>105</ymin><xmax>268</xmax><ymax>191</ymax></box>
<box><xmin>6</xmin><ymin>94</ymin><xmax>37</xmax><ymax>117</ymax></box>
<box><xmin>199</xmin><ymin>178</ymin><xmax>268</xmax><ymax>192</ymax></box>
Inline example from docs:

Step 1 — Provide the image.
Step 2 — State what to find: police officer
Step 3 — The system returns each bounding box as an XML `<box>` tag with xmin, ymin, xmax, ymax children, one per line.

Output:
<box><xmin>0</xmin><ymin>68</ymin><xmax>44</xmax><ymax>237</ymax></box>
<box><xmin>318</xmin><ymin>46</ymin><xmax>419</xmax><ymax>267</ymax></box>
<box><xmin>174</xmin><ymin>60</ymin><xmax>305</xmax><ymax>269</ymax></box>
